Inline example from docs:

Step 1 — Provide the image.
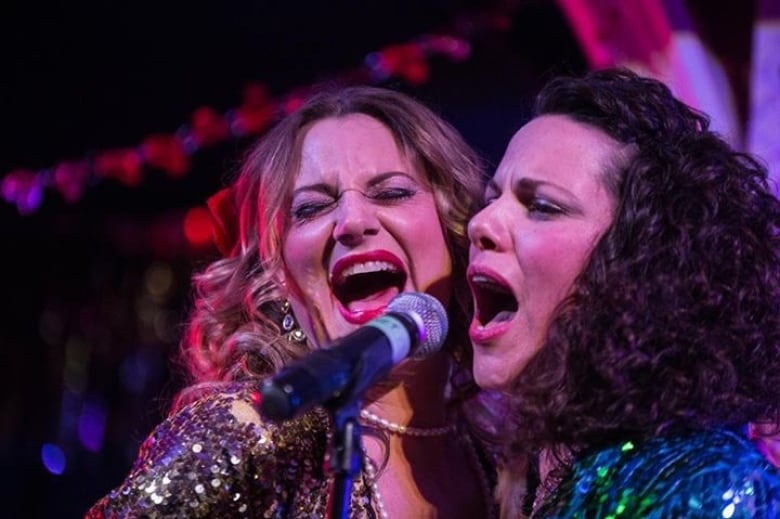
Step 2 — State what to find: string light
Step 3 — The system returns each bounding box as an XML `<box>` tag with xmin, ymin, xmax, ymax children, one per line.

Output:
<box><xmin>0</xmin><ymin>32</ymin><xmax>481</xmax><ymax>216</ymax></box>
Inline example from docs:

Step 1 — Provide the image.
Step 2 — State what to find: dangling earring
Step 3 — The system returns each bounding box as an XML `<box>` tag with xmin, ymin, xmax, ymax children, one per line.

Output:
<box><xmin>280</xmin><ymin>300</ymin><xmax>306</xmax><ymax>343</ymax></box>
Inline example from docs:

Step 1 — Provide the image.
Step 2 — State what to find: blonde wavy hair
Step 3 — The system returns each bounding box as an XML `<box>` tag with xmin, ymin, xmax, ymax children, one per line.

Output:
<box><xmin>174</xmin><ymin>85</ymin><xmax>484</xmax><ymax>409</ymax></box>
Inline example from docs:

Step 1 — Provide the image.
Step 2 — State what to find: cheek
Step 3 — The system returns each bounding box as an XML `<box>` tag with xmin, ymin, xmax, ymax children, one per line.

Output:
<box><xmin>392</xmin><ymin>198</ymin><xmax>452</xmax><ymax>279</ymax></box>
<box><xmin>519</xmin><ymin>231</ymin><xmax>597</xmax><ymax>304</ymax></box>
<box><xmin>281</xmin><ymin>226</ymin><xmax>330</xmax><ymax>292</ymax></box>
<box><xmin>408</xmin><ymin>217</ymin><xmax>453</xmax><ymax>291</ymax></box>
<box><xmin>283</xmin><ymin>225</ymin><xmax>311</xmax><ymax>261</ymax></box>
<box><xmin>416</xmin><ymin>230</ymin><xmax>451</xmax><ymax>276</ymax></box>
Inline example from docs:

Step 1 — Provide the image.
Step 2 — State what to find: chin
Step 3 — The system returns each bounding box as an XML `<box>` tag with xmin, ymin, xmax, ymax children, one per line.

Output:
<box><xmin>473</xmin><ymin>364</ymin><xmax>512</xmax><ymax>391</ymax></box>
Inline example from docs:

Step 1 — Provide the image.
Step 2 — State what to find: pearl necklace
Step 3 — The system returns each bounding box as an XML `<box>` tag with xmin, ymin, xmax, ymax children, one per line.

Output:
<box><xmin>362</xmin><ymin>453</ymin><xmax>389</xmax><ymax>519</ymax></box>
<box><xmin>359</xmin><ymin>411</ymin><xmax>495</xmax><ymax>518</ymax></box>
<box><xmin>359</xmin><ymin>409</ymin><xmax>456</xmax><ymax>437</ymax></box>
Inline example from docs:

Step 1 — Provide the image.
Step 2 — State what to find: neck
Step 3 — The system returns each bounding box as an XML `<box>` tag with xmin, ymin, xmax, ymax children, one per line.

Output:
<box><xmin>363</xmin><ymin>350</ymin><xmax>452</xmax><ymax>428</ymax></box>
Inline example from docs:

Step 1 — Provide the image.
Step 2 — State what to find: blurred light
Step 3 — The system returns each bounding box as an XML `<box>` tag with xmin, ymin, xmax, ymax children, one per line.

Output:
<box><xmin>78</xmin><ymin>399</ymin><xmax>107</xmax><ymax>452</ymax></box>
<box><xmin>364</xmin><ymin>51</ymin><xmax>389</xmax><ymax>81</ymax></box>
<box><xmin>2</xmin><ymin>169</ymin><xmax>43</xmax><ymax>214</ymax></box>
<box><xmin>119</xmin><ymin>349</ymin><xmax>163</xmax><ymax>395</ymax></box>
<box><xmin>41</xmin><ymin>443</ymin><xmax>66</xmax><ymax>475</ymax></box>
<box><xmin>183</xmin><ymin>207</ymin><xmax>214</xmax><ymax>248</ymax></box>
<box><xmin>63</xmin><ymin>336</ymin><xmax>90</xmax><ymax>395</ymax></box>
<box><xmin>59</xmin><ymin>387</ymin><xmax>82</xmax><ymax>440</ymax></box>
<box><xmin>39</xmin><ymin>309</ymin><xmax>64</xmax><ymax>346</ymax></box>
<box><xmin>175</xmin><ymin>125</ymin><xmax>199</xmax><ymax>155</ymax></box>
<box><xmin>141</xmin><ymin>134</ymin><xmax>189</xmax><ymax>177</ymax></box>
<box><xmin>53</xmin><ymin>160</ymin><xmax>89</xmax><ymax>203</ymax></box>
<box><xmin>284</xmin><ymin>96</ymin><xmax>305</xmax><ymax>114</ymax></box>
<box><xmin>153</xmin><ymin>309</ymin><xmax>176</xmax><ymax>342</ymax></box>
<box><xmin>120</xmin><ymin>354</ymin><xmax>147</xmax><ymax>394</ymax></box>
<box><xmin>191</xmin><ymin>106</ymin><xmax>230</xmax><ymax>147</ymax></box>
<box><xmin>144</xmin><ymin>262</ymin><xmax>174</xmax><ymax>302</ymax></box>
<box><xmin>94</xmin><ymin>148</ymin><xmax>142</xmax><ymax>186</ymax></box>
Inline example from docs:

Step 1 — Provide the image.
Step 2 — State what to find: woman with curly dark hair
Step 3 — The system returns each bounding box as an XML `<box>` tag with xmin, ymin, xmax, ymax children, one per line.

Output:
<box><xmin>467</xmin><ymin>68</ymin><xmax>780</xmax><ymax>517</ymax></box>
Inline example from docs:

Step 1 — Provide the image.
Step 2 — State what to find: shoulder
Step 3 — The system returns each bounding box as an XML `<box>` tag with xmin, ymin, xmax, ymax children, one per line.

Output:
<box><xmin>137</xmin><ymin>380</ymin><xmax>330</xmax><ymax>467</ymax></box>
<box><xmin>87</xmin><ymin>380</ymin><xmax>331</xmax><ymax>517</ymax></box>
<box><xmin>541</xmin><ymin>429</ymin><xmax>780</xmax><ymax>518</ymax></box>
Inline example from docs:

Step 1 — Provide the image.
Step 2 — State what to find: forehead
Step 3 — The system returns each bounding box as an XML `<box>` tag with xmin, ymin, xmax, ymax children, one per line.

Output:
<box><xmin>493</xmin><ymin>114</ymin><xmax>620</xmax><ymax>191</ymax></box>
<box><xmin>296</xmin><ymin>113</ymin><xmax>416</xmax><ymax>184</ymax></box>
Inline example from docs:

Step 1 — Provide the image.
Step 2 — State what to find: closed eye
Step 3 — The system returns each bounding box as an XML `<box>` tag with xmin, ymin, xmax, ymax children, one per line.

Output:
<box><xmin>527</xmin><ymin>198</ymin><xmax>565</xmax><ymax>218</ymax></box>
<box><xmin>480</xmin><ymin>186</ymin><xmax>500</xmax><ymax>209</ymax></box>
<box><xmin>515</xmin><ymin>180</ymin><xmax>567</xmax><ymax>220</ymax></box>
<box><xmin>291</xmin><ymin>199</ymin><xmax>337</xmax><ymax>221</ymax></box>
<box><xmin>368</xmin><ymin>187</ymin><xmax>416</xmax><ymax>203</ymax></box>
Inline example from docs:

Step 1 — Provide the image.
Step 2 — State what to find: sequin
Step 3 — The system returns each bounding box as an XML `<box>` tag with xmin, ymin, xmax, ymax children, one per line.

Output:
<box><xmin>85</xmin><ymin>380</ymin><xmax>496</xmax><ymax>518</ymax></box>
<box><xmin>533</xmin><ymin>428</ymin><xmax>780</xmax><ymax>518</ymax></box>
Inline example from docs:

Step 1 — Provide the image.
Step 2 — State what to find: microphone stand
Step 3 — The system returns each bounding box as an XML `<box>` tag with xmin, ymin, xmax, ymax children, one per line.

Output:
<box><xmin>325</xmin><ymin>398</ymin><xmax>363</xmax><ymax>519</ymax></box>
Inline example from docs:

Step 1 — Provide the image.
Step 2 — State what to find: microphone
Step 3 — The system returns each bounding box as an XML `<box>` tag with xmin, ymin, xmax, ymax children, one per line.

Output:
<box><xmin>259</xmin><ymin>291</ymin><xmax>448</xmax><ymax>421</ymax></box>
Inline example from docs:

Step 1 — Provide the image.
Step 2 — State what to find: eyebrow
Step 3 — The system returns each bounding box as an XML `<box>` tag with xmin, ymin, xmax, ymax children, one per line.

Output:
<box><xmin>495</xmin><ymin>176</ymin><xmax>577</xmax><ymax>199</ymax></box>
<box><xmin>487</xmin><ymin>176</ymin><xmax>582</xmax><ymax>209</ymax></box>
<box><xmin>368</xmin><ymin>170</ymin><xmax>416</xmax><ymax>185</ymax></box>
<box><xmin>515</xmin><ymin>177</ymin><xmax>558</xmax><ymax>192</ymax></box>
<box><xmin>291</xmin><ymin>183</ymin><xmax>337</xmax><ymax>198</ymax></box>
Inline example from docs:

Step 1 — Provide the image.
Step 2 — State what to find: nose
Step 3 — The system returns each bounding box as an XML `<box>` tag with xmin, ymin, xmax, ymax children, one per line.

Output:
<box><xmin>333</xmin><ymin>190</ymin><xmax>379</xmax><ymax>246</ymax></box>
<box><xmin>468</xmin><ymin>201</ymin><xmax>507</xmax><ymax>252</ymax></box>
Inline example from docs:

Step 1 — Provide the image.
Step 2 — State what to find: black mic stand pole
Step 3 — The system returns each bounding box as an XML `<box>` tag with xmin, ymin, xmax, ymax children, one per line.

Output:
<box><xmin>325</xmin><ymin>398</ymin><xmax>363</xmax><ymax>519</ymax></box>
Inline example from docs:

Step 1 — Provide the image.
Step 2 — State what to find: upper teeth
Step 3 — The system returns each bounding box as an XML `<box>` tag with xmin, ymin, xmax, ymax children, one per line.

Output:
<box><xmin>336</xmin><ymin>261</ymin><xmax>398</xmax><ymax>280</ymax></box>
<box><xmin>472</xmin><ymin>274</ymin><xmax>508</xmax><ymax>292</ymax></box>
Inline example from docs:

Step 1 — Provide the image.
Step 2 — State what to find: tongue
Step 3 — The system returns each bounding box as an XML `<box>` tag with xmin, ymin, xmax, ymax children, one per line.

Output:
<box><xmin>344</xmin><ymin>286</ymin><xmax>401</xmax><ymax>314</ymax></box>
<box><xmin>492</xmin><ymin>310</ymin><xmax>516</xmax><ymax>323</ymax></box>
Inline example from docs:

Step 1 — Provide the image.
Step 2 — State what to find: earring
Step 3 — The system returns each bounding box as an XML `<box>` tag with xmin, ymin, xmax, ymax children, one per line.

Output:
<box><xmin>280</xmin><ymin>300</ymin><xmax>306</xmax><ymax>343</ymax></box>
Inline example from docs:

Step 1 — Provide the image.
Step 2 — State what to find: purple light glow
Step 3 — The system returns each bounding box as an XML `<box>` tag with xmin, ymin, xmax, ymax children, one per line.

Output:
<box><xmin>78</xmin><ymin>400</ymin><xmax>107</xmax><ymax>452</ymax></box>
<box><xmin>41</xmin><ymin>443</ymin><xmax>67</xmax><ymax>475</ymax></box>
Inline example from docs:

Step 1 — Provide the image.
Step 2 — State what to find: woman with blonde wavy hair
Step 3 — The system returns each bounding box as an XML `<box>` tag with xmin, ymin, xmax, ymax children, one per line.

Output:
<box><xmin>87</xmin><ymin>85</ymin><xmax>497</xmax><ymax>518</ymax></box>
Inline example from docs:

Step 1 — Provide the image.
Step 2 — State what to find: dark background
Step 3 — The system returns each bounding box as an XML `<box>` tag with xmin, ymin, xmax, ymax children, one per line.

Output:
<box><xmin>0</xmin><ymin>0</ymin><xmax>756</xmax><ymax>517</ymax></box>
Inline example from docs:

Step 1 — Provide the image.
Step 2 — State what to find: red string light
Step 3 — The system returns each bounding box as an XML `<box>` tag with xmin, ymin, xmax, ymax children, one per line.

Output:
<box><xmin>0</xmin><ymin>26</ymin><xmax>485</xmax><ymax>216</ymax></box>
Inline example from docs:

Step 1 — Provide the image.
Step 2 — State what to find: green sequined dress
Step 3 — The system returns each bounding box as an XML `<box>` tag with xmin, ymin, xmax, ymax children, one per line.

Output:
<box><xmin>534</xmin><ymin>428</ymin><xmax>780</xmax><ymax>518</ymax></box>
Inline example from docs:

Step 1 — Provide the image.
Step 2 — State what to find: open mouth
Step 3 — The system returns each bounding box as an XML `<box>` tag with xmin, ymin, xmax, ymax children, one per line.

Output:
<box><xmin>470</xmin><ymin>273</ymin><xmax>518</xmax><ymax>326</ymax></box>
<box><xmin>331</xmin><ymin>260</ymin><xmax>407</xmax><ymax>310</ymax></box>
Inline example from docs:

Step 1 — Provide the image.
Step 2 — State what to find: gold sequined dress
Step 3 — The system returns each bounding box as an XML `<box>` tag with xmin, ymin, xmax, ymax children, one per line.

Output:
<box><xmin>85</xmin><ymin>381</ymin><xmax>380</xmax><ymax>518</ymax></box>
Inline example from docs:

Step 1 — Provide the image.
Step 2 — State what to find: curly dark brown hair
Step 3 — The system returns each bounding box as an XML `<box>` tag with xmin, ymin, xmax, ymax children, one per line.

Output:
<box><xmin>505</xmin><ymin>68</ymin><xmax>780</xmax><ymax>461</ymax></box>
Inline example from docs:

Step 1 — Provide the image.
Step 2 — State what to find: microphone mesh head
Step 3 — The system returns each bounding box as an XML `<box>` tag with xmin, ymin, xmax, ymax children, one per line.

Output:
<box><xmin>387</xmin><ymin>292</ymin><xmax>449</xmax><ymax>358</ymax></box>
